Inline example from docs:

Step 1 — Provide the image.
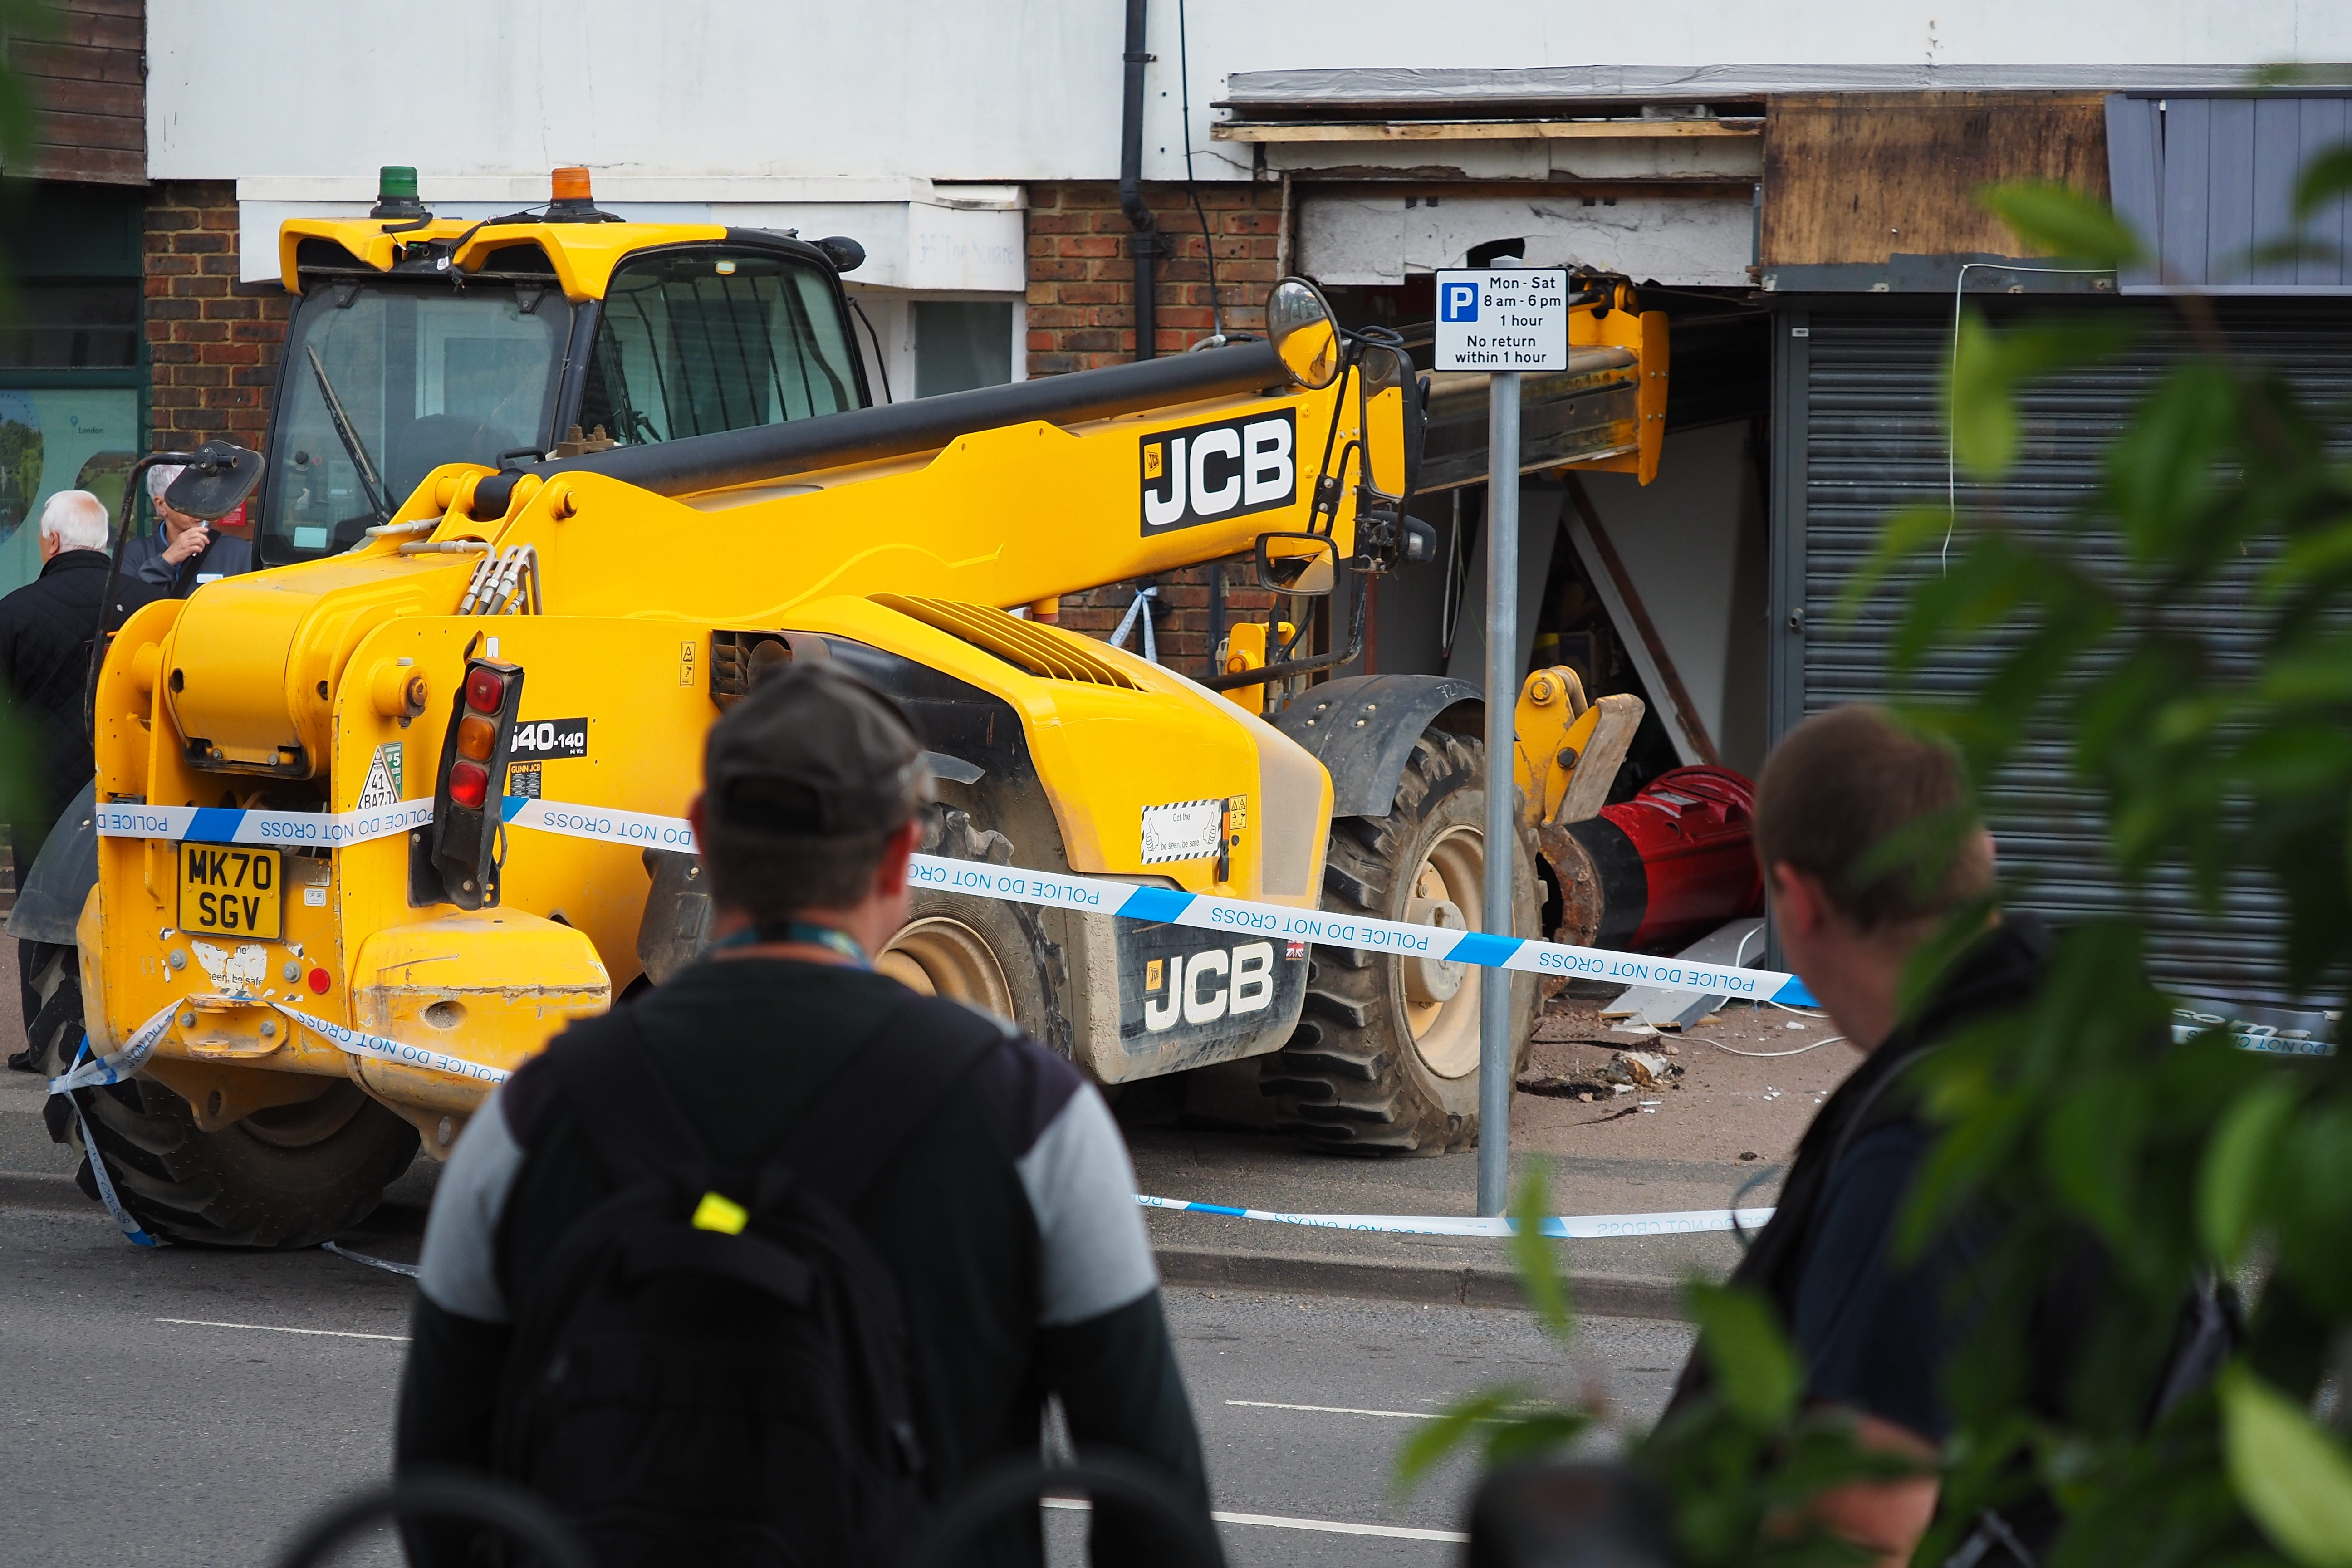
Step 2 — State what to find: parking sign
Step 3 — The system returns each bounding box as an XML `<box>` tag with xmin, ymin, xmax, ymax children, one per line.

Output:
<box><xmin>1431</xmin><ymin>269</ymin><xmax>1569</xmax><ymax>372</ymax></box>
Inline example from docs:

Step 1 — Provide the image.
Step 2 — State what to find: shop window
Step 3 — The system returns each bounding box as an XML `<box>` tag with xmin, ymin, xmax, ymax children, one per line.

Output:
<box><xmin>0</xmin><ymin>182</ymin><xmax>145</xmax><ymax>599</ymax></box>
<box><xmin>914</xmin><ymin>301</ymin><xmax>1013</xmax><ymax>397</ymax></box>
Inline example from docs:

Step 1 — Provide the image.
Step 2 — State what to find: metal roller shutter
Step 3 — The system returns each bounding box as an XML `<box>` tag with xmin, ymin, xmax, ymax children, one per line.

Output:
<box><xmin>1783</xmin><ymin>303</ymin><xmax>2352</xmax><ymax>1006</ymax></box>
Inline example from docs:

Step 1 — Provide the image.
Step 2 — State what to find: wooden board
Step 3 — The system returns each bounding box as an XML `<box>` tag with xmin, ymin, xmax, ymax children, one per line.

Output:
<box><xmin>1215</xmin><ymin>118</ymin><xmax>1761</xmax><ymax>143</ymax></box>
<box><xmin>19</xmin><ymin>0</ymin><xmax>147</xmax><ymax>185</ymax></box>
<box><xmin>1761</xmin><ymin>93</ymin><xmax>2109</xmax><ymax>267</ymax></box>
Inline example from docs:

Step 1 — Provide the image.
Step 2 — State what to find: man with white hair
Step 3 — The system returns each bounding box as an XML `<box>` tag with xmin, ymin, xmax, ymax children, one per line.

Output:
<box><xmin>116</xmin><ymin>461</ymin><xmax>253</xmax><ymax>598</ymax></box>
<box><xmin>1</xmin><ymin>490</ymin><xmax>153</xmax><ymax>1063</ymax></box>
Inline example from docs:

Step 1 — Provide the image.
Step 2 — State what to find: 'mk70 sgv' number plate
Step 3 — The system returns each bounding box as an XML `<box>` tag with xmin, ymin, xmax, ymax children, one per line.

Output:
<box><xmin>177</xmin><ymin>846</ymin><xmax>282</xmax><ymax>939</ymax></box>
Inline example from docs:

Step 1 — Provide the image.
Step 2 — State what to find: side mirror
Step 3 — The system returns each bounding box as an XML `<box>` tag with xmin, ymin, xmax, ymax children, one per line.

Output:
<box><xmin>1265</xmin><ymin>278</ymin><xmax>1343</xmax><ymax>391</ymax></box>
<box><xmin>815</xmin><ymin>236</ymin><xmax>866</xmax><ymax>274</ymax></box>
<box><xmin>1356</xmin><ymin>341</ymin><xmax>1411</xmax><ymax>498</ymax></box>
<box><xmin>1256</xmin><ymin>531</ymin><xmax>1337</xmax><ymax>596</ymax></box>
<box><xmin>162</xmin><ymin>441</ymin><xmax>264</xmax><ymax>521</ymax></box>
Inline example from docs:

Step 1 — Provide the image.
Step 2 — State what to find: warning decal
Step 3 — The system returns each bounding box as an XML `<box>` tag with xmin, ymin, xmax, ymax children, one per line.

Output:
<box><xmin>1141</xmin><ymin>799</ymin><xmax>1225</xmax><ymax>864</ymax></box>
<box><xmin>355</xmin><ymin>743</ymin><xmax>404</xmax><ymax>810</ymax></box>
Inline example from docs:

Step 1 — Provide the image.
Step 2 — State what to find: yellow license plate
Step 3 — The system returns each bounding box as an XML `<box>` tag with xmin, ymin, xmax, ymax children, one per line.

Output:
<box><xmin>177</xmin><ymin>846</ymin><xmax>283</xmax><ymax>940</ymax></box>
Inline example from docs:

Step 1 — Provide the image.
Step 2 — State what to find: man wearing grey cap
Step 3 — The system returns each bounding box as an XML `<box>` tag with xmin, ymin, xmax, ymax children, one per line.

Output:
<box><xmin>396</xmin><ymin>662</ymin><xmax>1216</xmax><ymax>1567</ymax></box>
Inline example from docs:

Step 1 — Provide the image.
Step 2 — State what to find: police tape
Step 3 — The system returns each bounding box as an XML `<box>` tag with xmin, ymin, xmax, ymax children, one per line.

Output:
<box><xmin>1138</xmin><ymin>1195</ymin><xmax>1777</xmax><ymax>1240</ymax></box>
<box><xmin>93</xmin><ymin>799</ymin><xmax>431</xmax><ymax>849</ymax></box>
<box><xmin>49</xmin><ymin>1015</ymin><xmax>171</xmax><ymax>1248</ymax></box>
<box><xmin>267</xmin><ymin>1001</ymin><xmax>510</xmax><ymax>1086</ymax></box>
<box><xmin>49</xmin><ymin>996</ymin><xmax>503</xmax><ymax>1253</ymax></box>
<box><xmin>49</xmin><ymin>993</ymin><xmax>509</xmax><ymax>1094</ymax></box>
<box><xmin>503</xmin><ymin>795</ymin><xmax>1806</xmax><ymax>999</ymax></box>
<box><xmin>99</xmin><ymin>790</ymin><xmax>1810</xmax><ymax>1000</ymax></box>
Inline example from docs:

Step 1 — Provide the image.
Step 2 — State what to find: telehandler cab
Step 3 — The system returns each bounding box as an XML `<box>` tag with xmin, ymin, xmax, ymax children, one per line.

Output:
<box><xmin>18</xmin><ymin>168</ymin><xmax>1665</xmax><ymax>1246</ymax></box>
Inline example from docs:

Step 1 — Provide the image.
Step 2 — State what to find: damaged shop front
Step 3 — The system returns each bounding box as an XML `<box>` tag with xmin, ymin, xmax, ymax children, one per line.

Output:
<box><xmin>1212</xmin><ymin>65</ymin><xmax>2346</xmax><ymax>1031</ymax></box>
<box><xmin>1211</xmin><ymin>66</ymin><xmax>1777</xmax><ymax>971</ymax></box>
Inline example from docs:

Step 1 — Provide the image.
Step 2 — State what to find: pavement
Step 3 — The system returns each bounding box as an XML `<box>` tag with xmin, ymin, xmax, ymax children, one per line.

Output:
<box><xmin>1134</xmin><ymin>987</ymin><xmax>1854</xmax><ymax>1319</ymax></box>
<box><xmin>0</xmin><ymin>938</ymin><xmax>1856</xmax><ymax>1322</ymax></box>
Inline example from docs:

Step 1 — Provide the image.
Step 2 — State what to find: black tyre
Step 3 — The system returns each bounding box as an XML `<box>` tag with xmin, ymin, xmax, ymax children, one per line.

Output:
<box><xmin>1261</xmin><ymin>726</ymin><xmax>1540</xmax><ymax>1153</ymax></box>
<box><xmin>32</xmin><ymin>966</ymin><xmax>420</xmax><ymax>1248</ymax></box>
<box><xmin>876</xmin><ymin>888</ymin><xmax>1072</xmax><ymax>1059</ymax></box>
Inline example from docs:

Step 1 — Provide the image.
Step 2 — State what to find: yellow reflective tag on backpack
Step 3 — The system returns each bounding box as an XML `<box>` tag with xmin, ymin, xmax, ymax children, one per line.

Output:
<box><xmin>691</xmin><ymin>1191</ymin><xmax>749</xmax><ymax>1235</ymax></box>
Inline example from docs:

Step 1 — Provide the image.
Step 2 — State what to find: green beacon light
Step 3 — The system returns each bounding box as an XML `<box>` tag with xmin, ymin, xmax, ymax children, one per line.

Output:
<box><xmin>370</xmin><ymin>165</ymin><xmax>429</xmax><ymax>222</ymax></box>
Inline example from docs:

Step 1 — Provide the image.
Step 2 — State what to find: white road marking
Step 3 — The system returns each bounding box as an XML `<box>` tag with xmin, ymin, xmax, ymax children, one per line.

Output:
<box><xmin>1042</xmin><ymin>1498</ymin><xmax>1465</xmax><ymax>1543</ymax></box>
<box><xmin>157</xmin><ymin>1317</ymin><xmax>408</xmax><ymax>1342</ymax></box>
<box><xmin>1226</xmin><ymin>1398</ymin><xmax>1439</xmax><ymax>1420</ymax></box>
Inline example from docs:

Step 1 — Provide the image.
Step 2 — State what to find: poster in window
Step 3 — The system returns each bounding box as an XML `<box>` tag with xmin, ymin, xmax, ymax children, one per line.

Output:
<box><xmin>0</xmin><ymin>388</ymin><xmax>140</xmax><ymax>599</ymax></box>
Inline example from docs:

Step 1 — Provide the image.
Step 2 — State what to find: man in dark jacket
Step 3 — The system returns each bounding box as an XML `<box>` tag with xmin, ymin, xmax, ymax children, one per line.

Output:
<box><xmin>116</xmin><ymin>462</ymin><xmax>251</xmax><ymax>598</ymax></box>
<box><xmin>397</xmin><ymin>662</ymin><xmax>1216</xmax><ymax>1567</ymax></box>
<box><xmin>2</xmin><ymin>489</ymin><xmax>153</xmax><ymax>1057</ymax></box>
<box><xmin>1664</xmin><ymin>705</ymin><xmax>2038</xmax><ymax>1565</ymax></box>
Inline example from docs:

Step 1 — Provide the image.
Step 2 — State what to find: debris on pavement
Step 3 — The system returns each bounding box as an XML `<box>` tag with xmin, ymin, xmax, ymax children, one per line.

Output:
<box><xmin>1603</xmin><ymin>1050</ymin><xmax>1683</xmax><ymax>1090</ymax></box>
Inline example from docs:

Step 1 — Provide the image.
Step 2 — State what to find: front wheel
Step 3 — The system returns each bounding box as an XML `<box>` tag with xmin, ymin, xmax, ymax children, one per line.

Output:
<box><xmin>33</xmin><ymin>967</ymin><xmax>419</xmax><ymax>1248</ymax></box>
<box><xmin>1261</xmin><ymin>726</ymin><xmax>1539</xmax><ymax>1153</ymax></box>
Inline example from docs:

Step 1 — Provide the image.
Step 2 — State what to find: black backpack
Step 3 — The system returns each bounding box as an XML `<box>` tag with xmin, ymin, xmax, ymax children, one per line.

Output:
<box><xmin>490</xmin><ymin>995</ymin><xmax>1004</xmax><ymax>1568</ymax></box>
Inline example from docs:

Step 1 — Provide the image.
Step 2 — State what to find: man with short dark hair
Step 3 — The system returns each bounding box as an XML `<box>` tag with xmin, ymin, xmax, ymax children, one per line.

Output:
<box><xmin>397</xmin><ymin>662</ymin><xmax>1215</xmax><ymax>1566</ymax></box>
<box><xmin>1666</xmin><ymin>704</ymin><xmax>2044</xmax><ymax>1565</ymax></box>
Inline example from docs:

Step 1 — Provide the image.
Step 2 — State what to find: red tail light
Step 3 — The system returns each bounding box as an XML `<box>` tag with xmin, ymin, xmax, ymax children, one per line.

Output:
<box><xmin>465</xmin><ymin>667</ymin><xmax>508</xmax><ymax>714</ymax></box>
<box><xmin>419</xmin><ymin>655</ymin><xmax>526</xmax><ymax>910</ymax></box>
<box><xmin>448</xmin><ymin>760</ymin><xmax>490</xmax><ymax>810</ymax></box>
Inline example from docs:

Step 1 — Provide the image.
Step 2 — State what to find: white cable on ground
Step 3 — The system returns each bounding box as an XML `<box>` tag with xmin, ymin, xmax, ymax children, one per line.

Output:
<box><xmin>1690</xmin><ymin>1034</ymin><xmax>1847</xmax><ymax>1059</ymax></box>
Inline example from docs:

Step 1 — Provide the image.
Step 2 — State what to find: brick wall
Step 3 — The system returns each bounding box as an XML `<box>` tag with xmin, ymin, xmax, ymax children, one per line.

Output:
<box><xmin>144</xmin><ymin>181</ymin><xmax>291</xmax><ymax>456</ymax></box>
<box><xmin>1024</xmin><ymin>181</ymin><xmax>1284</xmax><ymax>373</ymax></box>
<box><xmin>1025</xmin><ymin>181</ymin><xmax>1288</xmax><ymax>678</ymax></box>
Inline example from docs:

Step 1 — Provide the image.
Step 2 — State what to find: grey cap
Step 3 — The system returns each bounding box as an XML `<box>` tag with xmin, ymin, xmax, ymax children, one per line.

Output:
<box><xmin>703</xmin><ymin>662</ymin><xmax>929</xmax><ymax>838</ymax></box>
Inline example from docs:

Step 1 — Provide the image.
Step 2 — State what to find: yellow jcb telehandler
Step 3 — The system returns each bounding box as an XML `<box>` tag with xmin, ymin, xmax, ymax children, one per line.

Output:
<box><xmin>12</xmin><ymin>168</ymin><xmax>1661</xmax><ymax>1245</ymax></box>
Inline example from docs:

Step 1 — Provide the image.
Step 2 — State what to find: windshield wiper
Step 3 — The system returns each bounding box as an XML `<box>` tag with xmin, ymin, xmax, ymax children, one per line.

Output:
<box><xmin>305</xmin><ymin>343</ymin><xmax>394</xmax><ymax>522</ymax></box>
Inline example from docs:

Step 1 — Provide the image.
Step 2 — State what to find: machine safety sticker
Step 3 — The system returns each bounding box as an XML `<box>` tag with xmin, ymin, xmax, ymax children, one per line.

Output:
<box><xmin>353</xmin><ymin>743</ymin><xmax>404</xmax><ymax>811</ymax></box>
<box><xmin>1140</xmin><ymin>799</ymin><xmax>1225</xmax><ymax>864</ymax></box>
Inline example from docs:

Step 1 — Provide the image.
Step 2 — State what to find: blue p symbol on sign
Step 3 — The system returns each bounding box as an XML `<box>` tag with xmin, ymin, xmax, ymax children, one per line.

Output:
<box><xmin>1440</xmin><ymin>281</ymin><xmax>1479</xmax><ymax>323</ymax></box>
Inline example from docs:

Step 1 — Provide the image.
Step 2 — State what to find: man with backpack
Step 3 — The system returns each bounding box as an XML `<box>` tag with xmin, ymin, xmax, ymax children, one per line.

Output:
<box><xmin>397</xmin><ymin>662</ymin><xmax>1217</xmax><ymax>1567</ymax></box>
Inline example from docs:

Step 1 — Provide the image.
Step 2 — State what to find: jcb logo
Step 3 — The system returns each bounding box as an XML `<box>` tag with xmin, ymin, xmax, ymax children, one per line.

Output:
<box><xmin>1140</xmin><ymin>411</ymin><xmax>1295</xmax><ymax>534</ymax></box>
<box><xmin>1143</xmin><ymin>940</ymin><xmax>1276</xmax><ymax>1031</ymax></box>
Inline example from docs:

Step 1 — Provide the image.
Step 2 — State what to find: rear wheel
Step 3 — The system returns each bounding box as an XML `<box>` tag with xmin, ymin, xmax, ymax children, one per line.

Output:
<box><xmin>1261</xmin><ymin>727</ymin><xmax>1539</xmax><ymax>1153</ymax></box>
<box><xmin>32</xmin><ymin>966</ymin><xmax>419</xmax><ymax>1248</ymax></box>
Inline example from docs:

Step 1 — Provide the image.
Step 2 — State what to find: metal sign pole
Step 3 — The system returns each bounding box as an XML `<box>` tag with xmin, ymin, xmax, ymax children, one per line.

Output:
<box><xmin>1477</xmin><ymin>370</ymin><xmax>1520</xmax><ymax>1219</ymax></box>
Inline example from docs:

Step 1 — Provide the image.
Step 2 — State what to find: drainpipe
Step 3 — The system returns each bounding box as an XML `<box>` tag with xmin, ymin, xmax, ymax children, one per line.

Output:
<box><xmin>1119</xmin><ymin>0</ymin><xmax>1160</xmax><ymax>361</ymax></box>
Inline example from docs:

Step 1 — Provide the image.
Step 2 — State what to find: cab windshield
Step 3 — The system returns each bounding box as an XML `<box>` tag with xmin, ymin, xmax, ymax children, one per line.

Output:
<box><xmin>578</xmin><ymin>250</ymin><xmax>862</xmax><ymax>446</ymax></box>
<box><xmin>260</xmin><ymin>284</ymin><xmax>570</xmax><ymax>562</ymax></box>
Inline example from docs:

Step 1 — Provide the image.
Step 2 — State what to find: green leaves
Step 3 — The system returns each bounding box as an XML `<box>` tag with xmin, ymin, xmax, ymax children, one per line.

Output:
<box><xmin>1979</xmin><ymin>180</ymin><xmax>2145</xmax><ymax>270</ymax></box>
<box><xmin>2220</xmin><ymin>1365</ymin><xmax>2352</xmax><ymax>1567</ymax></box>
<box><xmin>1948</xmin><ymin>310</ymin><xmax>2139</xmax><ymax>479</ymax></box>
<box><xmin>2198</xmin><ymin>1077</ymin><xmax>2296</xmax><ymax>1269</ymax></box>
<box><xmin>1392</xmin><ymin>1173</ymin><xmax>1588</xmax><ymax>1492</ymax></box>
<box><xmin>1509</xmin><ymin>1169</ymin><xmax>1574</xmax><ymax>1340</ymax></box>
<box><xmin>2295</xmin><ymin>145</ymin><xmax>2352</xmax><ymax>224</ymax></box>
<box><xmin>1686</xmin><ymin>1284</ymin><xmax>1801</xmax><ymax>1430</ymax></box>
<box><xmin>2105</xmin><ymin>361</ymin><xmax>2242</xmax><ymax>567</ymax></box>
<box><xmin>1393</xmin><ymin>1386</ymin><xmax>1521</xmax><ymax>1489</ymax></box>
